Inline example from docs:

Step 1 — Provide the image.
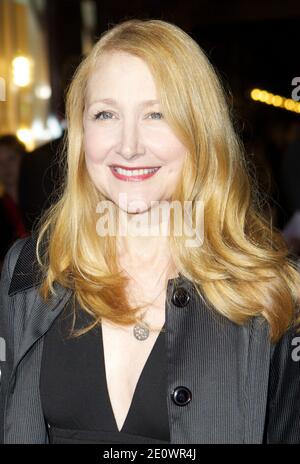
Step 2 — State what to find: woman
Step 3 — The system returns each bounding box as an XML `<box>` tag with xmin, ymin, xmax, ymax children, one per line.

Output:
<box><xmin>0</xmin><ymin>19</ymin><xmax>300</xmax><ymax>444</ymax></box>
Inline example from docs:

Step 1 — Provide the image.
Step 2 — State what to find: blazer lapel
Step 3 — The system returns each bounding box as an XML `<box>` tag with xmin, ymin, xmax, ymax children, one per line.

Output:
<box><xmin>15</xmin><ymin>286</ymin><xmax>73</xmax><ymax>372</ymax></box>
<box><xmin>7</xmin><ymin>235</ymin><xmax>73</xmax><ymax>374</ymax></box>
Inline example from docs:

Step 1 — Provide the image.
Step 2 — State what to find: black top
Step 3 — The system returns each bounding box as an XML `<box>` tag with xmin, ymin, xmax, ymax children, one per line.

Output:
<box><xmin>39</xmin><ymin>302</ymin><xmax>170</xmax><ymax>444</ymax></box>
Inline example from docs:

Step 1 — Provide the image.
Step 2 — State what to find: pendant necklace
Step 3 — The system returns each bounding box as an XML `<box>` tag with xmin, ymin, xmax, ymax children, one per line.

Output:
<box><xmin>132</xmin><ymin>281</ymin><xmax>166</xmax><ymax>341</ymax></box>
<box><xmin>133</xmin><ymin>311</ymin><xmax>151</xmax><ymax>341</ymax></box>
<box><xmin>121</xmin><ymin>260</ymin><xmax>172</xmax><ymax>341</ymax></box>
<box><xmin>132</xmin><ymin>286</ymin><xmax>166</xmax><ymax>340</ymax></box>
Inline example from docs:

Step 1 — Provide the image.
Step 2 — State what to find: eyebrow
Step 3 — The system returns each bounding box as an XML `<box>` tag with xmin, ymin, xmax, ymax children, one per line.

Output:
<box><xmin>88</xmin><ymin>98</ymin><xmax>160</xmax><ymax>108</ymax></box>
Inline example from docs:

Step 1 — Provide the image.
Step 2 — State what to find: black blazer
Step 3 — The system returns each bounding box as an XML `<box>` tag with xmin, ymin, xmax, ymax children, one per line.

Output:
<box><xmin>0</xmin><ymin>235</ymin><xmax>300</xmax><ymax>443</ymax></box>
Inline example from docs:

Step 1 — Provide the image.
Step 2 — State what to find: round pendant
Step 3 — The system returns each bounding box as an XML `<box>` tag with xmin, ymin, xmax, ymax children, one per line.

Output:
<box><xmin>133</xmin><ymin>322</ymin><xmax>150</xmax><ymax>341</ymax></box>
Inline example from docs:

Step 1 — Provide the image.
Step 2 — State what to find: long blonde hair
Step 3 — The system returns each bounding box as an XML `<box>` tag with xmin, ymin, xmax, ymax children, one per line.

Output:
<box><xmin>35</xmin><ymin>18</ymin><xmax>300</xmax><ymax>342</ymax></box>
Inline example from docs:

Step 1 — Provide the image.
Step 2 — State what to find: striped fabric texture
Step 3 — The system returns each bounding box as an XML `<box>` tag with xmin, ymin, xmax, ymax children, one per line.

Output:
<box><xmin>0</xmin><ymin>236</ymin><xmax>299</xmax><ymax>444</ymax></box>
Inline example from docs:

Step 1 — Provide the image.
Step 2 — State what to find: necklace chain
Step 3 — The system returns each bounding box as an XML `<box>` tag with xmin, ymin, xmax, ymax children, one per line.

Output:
<box><xmin>119</xmin><ymin>259</ymin><xmax>172</xmax><ymax>340</ymax></box>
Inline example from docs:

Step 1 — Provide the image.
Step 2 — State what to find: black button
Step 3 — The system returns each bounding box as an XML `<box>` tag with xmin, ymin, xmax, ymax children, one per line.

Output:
<box><xmin>171</xmin><ymin>287</ymin><xmax>190</xmax><ymax>307</ymax></box>
<box><xmin>171</xmin><ymin>386</ymin><xmax>192</xmax><ymax>406</ymax></box>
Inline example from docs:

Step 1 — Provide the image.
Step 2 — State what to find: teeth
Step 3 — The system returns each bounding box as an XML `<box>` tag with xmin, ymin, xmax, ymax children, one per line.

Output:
<box><xmin>113</xmin><ymin>167</ymin><xmax>159</xmax><ymax>176</ymax></box>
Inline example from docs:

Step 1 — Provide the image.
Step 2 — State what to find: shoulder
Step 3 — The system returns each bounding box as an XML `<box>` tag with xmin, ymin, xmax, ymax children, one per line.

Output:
<box><xmin>250</xmin><ymin>307</ymin><xmax>300</xmax><ymax>365</ymax></box>
<box><xmin>0</xmin><ymin>238</ymin><xmax>31</xmax><ymax>362</ymax></box>
<box><xmin>1</xmin><ymin>237</ymin><xmax>31</xmax><ymax>286</ymax></box>
<box><xmin>0</xmin><ymin>235</ymin><xmax>41</xmax><ymax>297</ymax></box>
<box><xmin>265</xmin><ymin>319</ymin><xmax>300</xmax><ymax>443</ymax></box>
<box><xmin>271</xmin><ymin>322</ymin><xmax>300</xmax><ymax>366</ymax></box>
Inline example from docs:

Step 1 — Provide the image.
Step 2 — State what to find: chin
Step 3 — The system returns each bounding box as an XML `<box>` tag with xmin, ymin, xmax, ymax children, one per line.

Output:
<box><xmin>126</xmin><ymin>205</ymin><xmax>149</xmax><ymax>214</ymax></box>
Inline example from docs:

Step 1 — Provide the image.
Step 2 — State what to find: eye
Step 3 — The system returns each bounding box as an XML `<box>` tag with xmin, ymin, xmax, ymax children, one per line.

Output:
<box><xmin>93</xmin><ymin>111</ymin><xmax>114</xmax><ymax>120</ymax></box>
<box><xmin>148</xmin><ymin>112</ymin><xmax>163</xmax><ymax>120</ymax></box>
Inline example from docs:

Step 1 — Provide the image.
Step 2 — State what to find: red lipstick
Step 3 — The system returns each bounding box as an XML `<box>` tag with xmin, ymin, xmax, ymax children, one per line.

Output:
<box><xmin>109</xmin><ymin>165</ymin><xmax>161</xmax><ymax>182</ymax></box>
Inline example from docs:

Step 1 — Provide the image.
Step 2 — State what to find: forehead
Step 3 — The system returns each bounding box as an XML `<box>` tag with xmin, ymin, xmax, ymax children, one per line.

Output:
<box><xmin>85</xmin><ymin>51</ymin><xmax>158</xmax><ymax>104</ymax></box>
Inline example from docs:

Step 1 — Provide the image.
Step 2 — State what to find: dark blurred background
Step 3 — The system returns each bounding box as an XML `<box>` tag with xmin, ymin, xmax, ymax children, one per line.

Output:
<box><xmin>1</xmin><ymin>0</ymin><xmax>300</xmax><ymax>271</ymax></box>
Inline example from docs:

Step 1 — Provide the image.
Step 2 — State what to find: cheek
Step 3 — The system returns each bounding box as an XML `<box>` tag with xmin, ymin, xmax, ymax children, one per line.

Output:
<box><xmin>83</xmin><ymin>129</ymin><xmax>107</xmax><ymax>164</ymax></box>
<box><xmin>165</xmin><ymin>145</ymin><xmax>186</xmax><ymax>177</ymax></box>
<box><xmin>163</xmin><ymin>146</ymin><xmax>186</xmax><ymax>176</ymax></box>
<box><xmin>155</xmin><ymin>131</ymin><xmax>186</xmax><ymax>165</ymax></box>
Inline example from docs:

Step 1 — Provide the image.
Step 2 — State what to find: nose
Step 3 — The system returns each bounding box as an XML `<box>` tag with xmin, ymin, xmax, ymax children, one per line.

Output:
<box><xmin>115</xmin><ymin>118</ymin><xmax>145</xmax><ymax>161</ymax></box>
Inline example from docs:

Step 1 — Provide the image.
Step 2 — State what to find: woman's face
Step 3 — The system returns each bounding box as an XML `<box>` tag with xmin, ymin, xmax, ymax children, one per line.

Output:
<box><xmin>83</xmin><ymin>51</ymin><xmax>187</xmax><ymax>214</ymax></box>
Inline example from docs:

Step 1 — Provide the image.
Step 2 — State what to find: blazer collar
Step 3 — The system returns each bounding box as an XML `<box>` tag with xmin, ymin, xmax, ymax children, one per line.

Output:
<box><xmin>8</xmin><ymin>233</ymin><xmax>46</xmax><ymax>296</ymax></box>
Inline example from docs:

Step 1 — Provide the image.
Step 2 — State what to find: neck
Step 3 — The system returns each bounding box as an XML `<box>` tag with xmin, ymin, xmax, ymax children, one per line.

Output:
<box><xmin>116</xmin><ymin>203</ymin><xmax>173</xmax><ymax>267</ymax></box>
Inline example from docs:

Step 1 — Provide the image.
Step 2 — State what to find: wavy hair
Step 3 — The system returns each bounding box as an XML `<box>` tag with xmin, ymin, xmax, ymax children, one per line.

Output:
<box><xmin>35</xmin><ymin>18</ymin><xmax>300</xmax><ymax>342</ymax></box>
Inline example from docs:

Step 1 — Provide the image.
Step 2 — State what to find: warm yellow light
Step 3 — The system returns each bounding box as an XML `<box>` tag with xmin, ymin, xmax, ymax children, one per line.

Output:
<box><xmin>250</xmin><ymin>88</ymin><xmax>261</xmax><ymax>100</ymax></box>
<box><xmin>265</xmin><ymin>93</ymin><xmax>274</xmax><ymax>104</ymax></box>
<box><xmin>271</xmin><ymin>95</ymin><xmax>283</xmax><ymax>107</ymax></box>
<box><xmin>284</xmin><ymin>99</ymin><xmax>296</xmax><ymax>111</ymax></box>
<box><xmin>16</xmin><ymin>127</ymin><xmax>34</xmax><ymax>150</ymax></box>
<box><xmin>35</xmin><ymin>84</ymin><xmax>52</xmax><ymax>99</ymax></box>
<box><xmin>12</xmin><ymin>56</ymin><xmax>31</xmax><ymax>87</ymax></box>
<box><xmin>260</xmin><ymin>91</ymin><xmax>269</xmax><ymax>102</ymax></box>
<box><xmin>250</xmin><ymin>87</ymin><xmax>300</xmax><ymax>113</ymax></box>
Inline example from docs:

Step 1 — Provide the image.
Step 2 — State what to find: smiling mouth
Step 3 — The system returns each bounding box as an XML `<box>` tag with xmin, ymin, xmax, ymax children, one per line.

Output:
<box><xmin>109</xmin><ymin>165</ymin><xmax>161</xmax><ymax>182</ymax></box>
